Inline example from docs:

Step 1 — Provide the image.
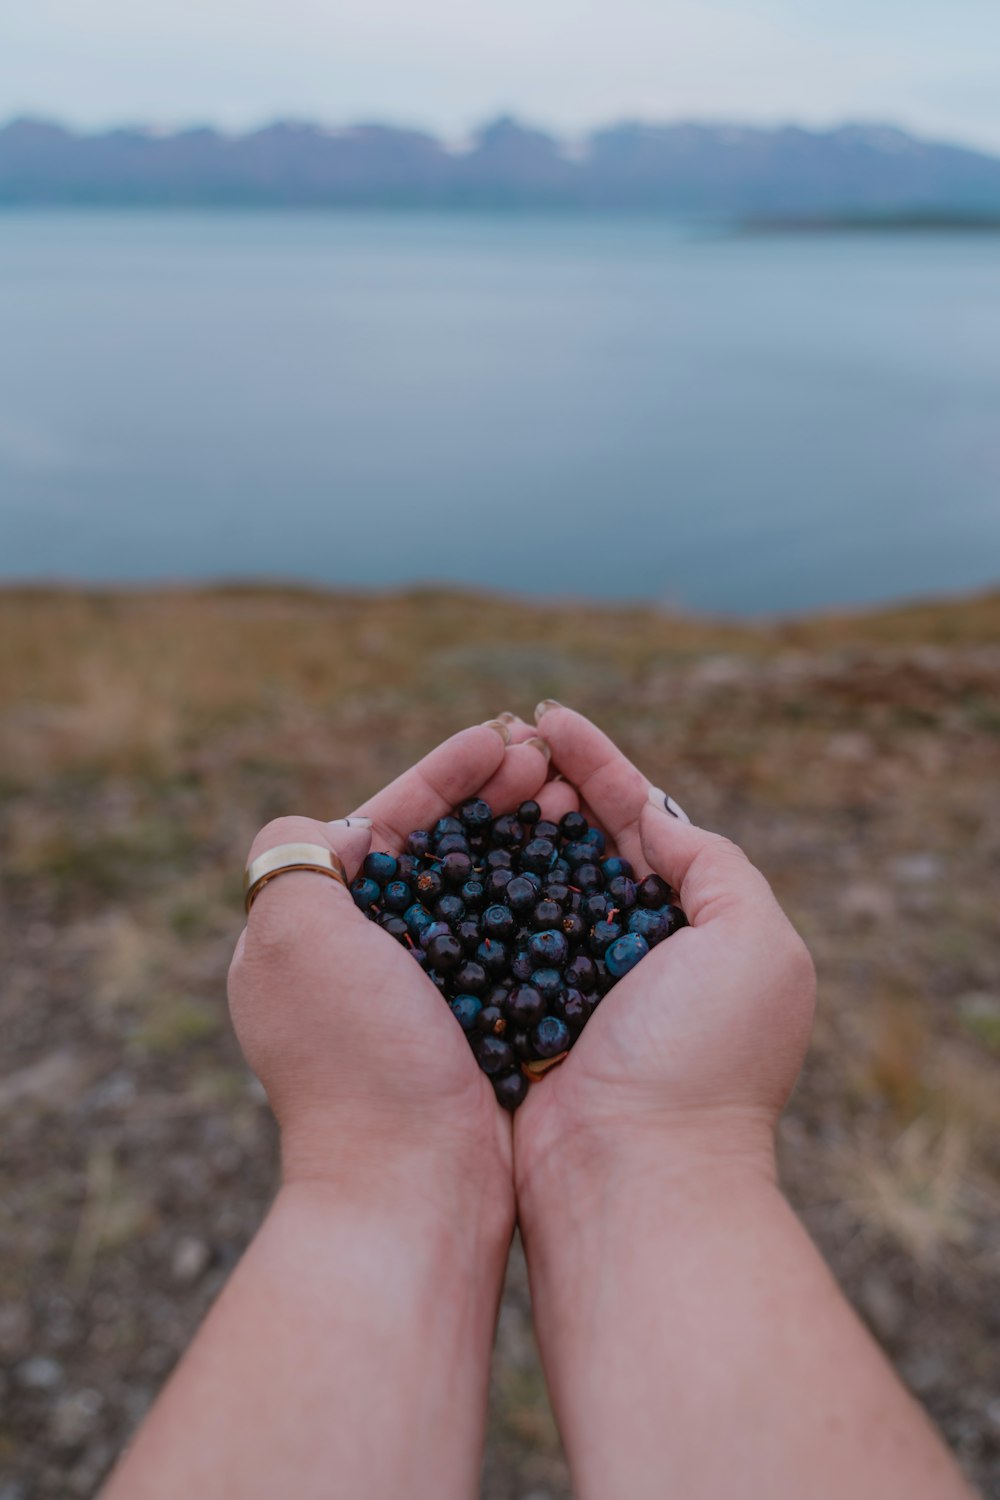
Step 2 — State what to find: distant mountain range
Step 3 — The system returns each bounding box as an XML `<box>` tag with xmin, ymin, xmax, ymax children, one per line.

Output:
<box><xmin>4</xmin><ymin>114</ymin><xmax>1000</xmax><ymax>219</ymax></box>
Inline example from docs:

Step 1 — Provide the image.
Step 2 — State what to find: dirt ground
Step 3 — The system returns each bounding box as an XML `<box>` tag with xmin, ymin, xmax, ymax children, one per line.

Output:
<box><xmin>1</xmin><ymin>584</ymin><xmax>998</xmax><ymax>1498</ymax></box>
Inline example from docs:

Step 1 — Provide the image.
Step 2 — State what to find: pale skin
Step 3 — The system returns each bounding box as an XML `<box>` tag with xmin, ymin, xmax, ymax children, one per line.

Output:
<box><xmin>103</xmin><ymin>710</ymin><xmax>973</xmax><ymax>1500</ymax></box>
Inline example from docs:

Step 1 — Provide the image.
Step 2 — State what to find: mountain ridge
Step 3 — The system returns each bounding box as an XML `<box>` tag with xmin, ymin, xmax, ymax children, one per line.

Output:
<box><xmin>3</xmin><ymin>113</ymin><xmax>1000</xmax><ymax>215</ymax></box>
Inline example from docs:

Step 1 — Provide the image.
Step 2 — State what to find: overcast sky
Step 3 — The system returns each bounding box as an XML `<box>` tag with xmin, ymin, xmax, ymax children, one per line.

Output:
<box><xmin>4</xmin><ymin>0</ymin><xmax>1000</xmax><ymax>152</ymax></box>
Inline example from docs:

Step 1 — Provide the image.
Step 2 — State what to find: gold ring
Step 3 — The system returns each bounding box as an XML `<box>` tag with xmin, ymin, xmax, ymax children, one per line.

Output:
<box><xmin>244</xmin><ymin>842</ymin><xmax>348</xmax><ymax>914</ymax></box>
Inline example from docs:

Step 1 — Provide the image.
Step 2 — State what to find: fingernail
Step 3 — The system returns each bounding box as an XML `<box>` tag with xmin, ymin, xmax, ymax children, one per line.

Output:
<box><xmin>497</xmin><ymin>711</ymin><xmax>520</xmax><ymax>726</ymax></box>
<box><xmin>534</xmin><ymin>699</ymin><xmax>562</xmax><ymax>724</ymax></box>
<box><xmin>327</xmin><ymin>816</ymin><xmax>373</xmax><ymax>829</ymax></box>
<box><xmin>647</xmin><ymin>786</ymin><xmax>691</xmax><ymax>823</ymax></box>
<box><xmin>483</xmin><ymin>719</ymin><xmax>511</xmax><ymax>744</ymax></box>
<box><xmin>525</xmin><ymin>736</ymin><xmax>552</xmax><ymax>761</ymax></box>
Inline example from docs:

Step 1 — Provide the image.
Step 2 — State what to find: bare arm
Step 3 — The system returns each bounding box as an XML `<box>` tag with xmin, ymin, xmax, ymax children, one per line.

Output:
<box><xmin>515</xmin><ymin>705</ymin><xmax>973</xmax><ymax>1500</ymax></box>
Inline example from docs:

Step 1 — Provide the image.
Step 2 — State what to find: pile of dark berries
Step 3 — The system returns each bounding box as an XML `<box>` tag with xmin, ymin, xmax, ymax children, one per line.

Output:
<box><xmin>351</xmin><ymin>800</ymin><xmax>687</xmax><ymax>1111</ymax></box>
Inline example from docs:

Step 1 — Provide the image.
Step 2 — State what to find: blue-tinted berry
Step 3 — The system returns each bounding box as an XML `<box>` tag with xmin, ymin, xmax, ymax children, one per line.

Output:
<box><xmin>477</xmin><ymin>938</ymin><xmax>509</xmax><ymax>975</ymax></box>
<box><xmin>485</xmin><ymin>867</ymin><xmax>514</xmax><ymax>899</ymax></box>
<box><xmin>434</xmin><ymin>816</ymin><xmax>463</xmax><ymax>840</ymax></box>
<box><xmin>605</xmin><ymin>933</ymin><xmax>650</xmax><ymax>978</ymax></box>
<box><xmin>534</xmin><ymin>820</ymin><xmax>560</xmax><ymax>843</ymax></box>
<box><xmin>560</xmin><ymin>810</ymin><xmax>588</xmax><ymax>840</ymax></box>
<box><xmin>558</xmin><ymin>987</ymin><xmax>591</xmax><ymax>1030</ymax></box>
<box><xmin>483</xmin><ymin>904</ymin><xmax>516</xmax><ymax>940</ymax></box>
<box><xmin>627</xmin><ymin>908</ymin><xmax>667</xmax><ymax>944</ymax></box>
<box><xmin>589</xmin><ymin>919</ymin><xmax>624</xmax><ymax>955</ymax></box>
<box><xmin>435</xmin><ymin>893</ymin><xmax>465</xmax><ymax>923</ymax></box>
<box><xmin>529</xmin><ymin>929</ymin><xmax>569</xmax><ymax>968</ymax></box>
<box><xmin>475</xmin><ymin>1034</ymin><xmax>515</xmax><ymax>1075</ymax></box>
<box><xmin>351</xmin><ymin>876</ymin><xmax>381</xmax><ymax>909</ymax></box>
<box><xmin>511</xmin><ymin>946</ymin><xmax>535</xmax><ymax>982</ymax></box>
<box><xmin>422</xmin><ymin>920</ymin><xmax>451</xmax><ymax>944</ymax></box>
<box><xmin>534</xmin><ymin>1015</ymin><xmax>571</xmax><ymax>1058</ymax></box>
<box><xmin>450</xmin><ymin>995</ymin><xmax>482</xmax><ymax>1032</ymax></box>
<box><xmin>607</xmin><ymin>875</ymin><xmax>637</xmax><ymax>911</ymax></box>
<box><xmin>506</xmin><ymin>876</ymin><xmax>537</xmax><ymax>913</ymax></box>
<box><xmin>531</xmin><ymin>899</ymin><xmax>563</xmax><ymax>930</ymax></box>
<box><xmin>522</xmin><ymin>838</ymin><xmax>557</xmax><ymax>874</ymax></box>
<box><xmin>485</xmin><ymin>847</ymin><xmax>514</xmax><ymax>870</ymax></box>
<box><xmin>507</xmin><ymin>984</ymin><xmax>545</xmax><ymax>1025</ymax></box>
<box><xmin>456</xmin><ymin>917</ymin><xmax>482</xmax><ymax>953</ymax></box>
<box><xmin>459</xmin><ymin>799</ymin><xmax>493</xmax><ymax>832</ymax></box>
<box><xmin>380</xmin><ymin>913</ymin><xmax>409</xmax><ymax>942</ymax></box>
<box><xmin>582</xmin><ymin>826</ymin><xmax>607</xmax><ymax>854</ymax></box>
<box><xmin>531</xmin><ymin>968</ymin><xmax>564</xmax><ymax>1004</ymax></box>
<box><xmin>563</xmin><ymin>840</ymin><xmax>593</xmax><ymax>868</ymax></box>
<box><xmin>460</xmin><ymin>878</ymin><xmax>486</xmax><ymax>909</ymax></box>
<box><xmin>404</xmin><ymin>903</ymin><xmax>434</xmax><ymax>939</ymax></box>
<box><xmin>383</xmin><ymin>879</ymin><xmax>413</xmax><ymax>912</ymax></box>
<box><xmin>436</xmin><ymin>831</ymin><xmax>470</xmax><ymax>857</ymax></box>
<box><xmin>550</xmin><ymin>857</ymin><xmax>572</xmax><ymax>883</ymax></box>
<box><xmin>406</xmin><ymin>830</ymin><xmax>432</xmax><ymax>858</ymax></box>
<box><xmin>491</xmin><ymin>814</ymin><xmax>525</xmax><ymax>847</ymax></box>
<box><xmin>363</xmin><ymin>851</ymin><xmax>399</xmax><ymax>884</ymax></box>
<box><xmin>397</xmin><ymin>853</ymin><xmax>419</xmax><ymax>882</ymax></box>
<box><xmin>582</xmin><ymin>891</ymin><xmax>613</xmax><ymax>924</ymax></box>
<box><xmin>601</xmin><ymin>856</ymin><xmax>634</xmax><ymax>881</ymax></box>
<box><xmin>575</xmin><ymin>863</ymin><xmax>603</xmax><ymax>893</ymax></box>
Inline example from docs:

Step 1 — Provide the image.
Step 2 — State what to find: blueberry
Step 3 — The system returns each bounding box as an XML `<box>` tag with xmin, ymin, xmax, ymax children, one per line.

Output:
<box><xmin>533</xmin><ymin>1015</ymin><xmax>571</xmax><ymax>1059</ymax></box>
<box><xmin>475</xmin><ymin>1004</ymin><xmax>507</xmax><ymax>1037</ymax></box>
<box><xmin>558</xmin><ymin>987</ymin><xmax>591</xmax><ymax>1030</ymax></box>
<box><xmin>383</xmin><ymin>879</ymin><xmax>413</xmax><ymax>913</ymax></box>
<box><xmin>404</xmin><ymin>903</ymin><xmax>434</xmax><ymax>939</ymax></box>
<box><xmin>509</xmin><ymin>1027</ymin><xmax>534</xmax><ymax>1059</ymax></box>
<box><xmin>416</xmin><ymin>868</ymin><xmax>443</xmax><ymax>903</ymax></box>
<box><xmin>522</xmin><ymin>838</ymin><xmax>558</xmax><ymax>874</ymax></box>
<box><xmin>507</xmin><ymin>984</ymin><xmax>545</xmax><ymax>1025</ymax></box>
<box><xmin>511</xmin><ymin>946</ymin><xmax>535</xmax><ymax>982</ymax></box>
<box><xmin>454</xmin><ymin>960</ymin><xmax>488</xmax><ymax>994</ymax></box>
<box><xmin>560</xmin><ymin>810</ymin><xmax>588</xmax><ymax>840</ymax></box>
<box><xmin>534</xmin><ymin>820</ymin><xmax>561</xmax><ymax>843</ymax></box>
<box><xmin>575</xmin><ymin>863</ymin><xmax>603</xmax><ymax>893</ymax></box>
<box><xmin>460</xmin><ymin>878</ymin><xmax>486</xmax><ymax>909</ymax></box>
<box><xmin>607</xmin><ymin>876</ymin><xmax>637</xmax><ymax>912</ymax></box>
<box><xmin>543</xmin><ymin>881</ymin><xmax>571</xmax><ymax>906</ymax></box>
<box><xmin>397</xmin><ymin>854</ymin><xmax>419</xmax><ymax>882</ymax></box>
<box><xmin>601</xmin><ymin>856</ymin><xmax>634</xmax><ymax>881</ymax></box>
<box><xmin>485</xmin><ymin>867</ymin><xmax>514</xmax><ymax>899</ymax></box>
<box><xmin>485</xmin><ymin>847</ymin><xmax>514</xmax><ymax>871</ymax></box>
<box><xmin>660</xmin><ymin>903</ymin><xmax>689</xmax><ymax>936</ymax></box>
<box><xmin>475</xmin><ymin>1035</ymin><xmax>515</xmax><ymax>1076</ymax></box>
<box><xmin>406</xmin><ymin>830</ymin><xmax>432</xmax><ymax>859</ymax></box>
<box><xmin>485</xmin><ymin>982</ymin><xmax>512</xmax><ymax>1007</ymax></box>
<box><xmin>561</xmin><ymin>912</ymin><xmax>587</xmax><ymax>945</ymax></box>
<box><xmin>627</xmin><ymin>908</ymin><xmax>666</xmax><ymax>944</ymax></box>
<box><xmin>506</xmin><ymin>876</ymin><xmax>537</xmax><ymax>913</ymax></box>
<box><xmin>581</xmin><ymin>892</ymin><xmax>613</xmax><ymax>924</ymax></box>
<box><xmin>459</xmin><ymin>798</ymin><xmax>493</xmax><ymax>832</ymax></box>
<box><xmin>426</xmin><ymin>933</ymin><xmax>463</xmax><ymax>972</ymax></box>
<box><xmin>563</xmin><ymin>841</ymin><xmax>593</xmax><ymax>868</ymax></box>
<box><xmin>529</xmin><ymin>929</ymin><xmax>569</xmax><ymax>968</ymax></box>
<box><xmin>363</xmin><ymin>851</ymin><xmax>399</xmax><ymax>885</ymax></box>
<box><xmin>476</xmin><ymin>938</ymin><xmax>509</xmax><ymax>975</ymax></box>
<box><xmin>605</xmin><ymin>933</ymin><xmax>650</xmax><ymax>978</ymax></box>
<box><xmin>517</xmin><ymin>800</ymin><xmax>541</xmax><ymax>826</ymax></box>
<box><xmin>434</xmin><ymin>816</ymin><xmax>463</xmax><ymax>840</ymax></box>
<box><xmin>351</xmin><ymin>876</ymin><xmax>381</xmax><ymax>910</ymax></box>
<box><xmin>589</xmin><ymin>919</ymin><xmax>624</xmax><ymax>955</ymax></box>
<box><xmin>450</xmin><ymin>995</ymin><xmax>482</xmax><ymax>1032</ymax></box>
<box><xmin>565</xmin><ymin>953</ymin><xmax>598</xmax><ymax>993</ymax></box>
<box><xmin>491</xmin><ymin>814</ymin><xmax>525</xmax><ymax>847</ymax></box>
<box><xmin>493</xmin><ymin>1070</ymin><xmax>529</xmax><ymax>1111</ymax></box>
<box><xmin>422</xmin><ymin>920</ymin><xmax>451</xmax><ymax>944</ymax></box>
<box><xmin>637</xmin><ymin>874</ymin><xmax>672</xmax><ymax>909</ymax></box>
<box><xmin>435</xmin><ymin>893</ymin><xmax>465</xmax><ymax>923</ymax></box>
<box><xmin>531</xmin><ymin>899</ymin><xmax>564</xmax><ymax>931</ymax></box>
<box><xmin>582</xmin><ymin>827</ymin><xmax>607</xmax><ymax>854</ymax></box>
<box><xmin>550</xmin><ymin>858</ymin><xmax>572</xmax><ymax>884</ymax></box>
<box><xmin>483</xmin><ymin>904</ymin><xmax>516</xmax><ymax>940</ymax></box>
<box><xmin>442</xmin><ymin>851</ymin><xmax>474</xmax><ymax>886</ymax></box>
<box><xmin>379</xmin><ymin>913</ymin><xmax>409</xmax><ymax>942</ymax></box>
<box><xmin>456</xmin><ymin>917</ymin><xmax>482</xmax><ymax>953</ymax></box>
<box><xmin>531</xmin><ymin>968</ymin><xmax>564</xmax><ymax>1004</ymax></box>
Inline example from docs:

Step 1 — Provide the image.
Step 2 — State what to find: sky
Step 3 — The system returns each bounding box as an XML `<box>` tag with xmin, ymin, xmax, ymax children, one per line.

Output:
<box><xmin>4</xmin><ymin>0</ymin><xmax>1000</xmax><ymax>153</ymax></box>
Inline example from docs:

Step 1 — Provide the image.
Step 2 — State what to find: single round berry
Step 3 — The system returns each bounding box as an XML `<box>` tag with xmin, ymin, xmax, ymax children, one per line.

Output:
<box><xmin>534</xmin><ymin>820</ymin><xmax>561</xmax><ymax>843</ymax></box>
<box><xmin>459</xmin><ymin>798</ymin><xmax>493</xmax><ymax>832</ymax></box>
<box><xmin>565</xmin><ymin>953</ymin><xmax>598</xmax><ymax>993</ymax></box>
<box><xmin>507</xmin><ymin>984</ymin><xmax>545</xmax><ymax>1026</ymax></box>
<box><xmin>601</xmin><ymin>855</ymin><xmax>634</xmax><ymax>881</ymax></box>
<box><xmin>460</xmin><ymin>878</ymin><xmax>486</xmax><ymax>909</ymax></box>
<box><xmin>531</xmin><ymin>968</ymin><xmax>564</xmax><ymax>1004</ymax></box>
<box><xmin>363</xmin><ymin>851</ymin><xmax>399</xmax><ymax>885</ymax></box>
<box><xmin>605</xmin><ymin>932</ymin><xmax>650</xmax><ymax>978</ymax></box>
<box><xmin>406</xmin><ymin>829</ymin><xmax>432</xmax><ymax>859</ymax></box>
<box><xmin>454</xmin><ymin>960</ymin><xmax>488</xmax><ymax>994</ymax></box>
<box><xmin>351</xmin><ymin>876</ymin><xmax>381</xmax><ymax>910</ymax></box>
<box><xmin>627</xmin><ymin>908</ymin><xmax>667</xmax><ymax>944</ymax></box>
<box><xmin>493</xmin><ymin>1070</ymin><xmax>529</xmax><ymax>1112</ymax></box>
<box><xmin>637</xmin><ymin>874</ymin><xmax>672</xmax><ymax>909</ymax></box>
<box><xmin>416</xmin><ymin>868</ymin><xmax>444</xmax><ymax>903</ymax></box>
<box><xmin>485</xmin><ymin>867</ymin><xmax>514</xmax><ymax>899</ymax></box>
<box><xmin>483</xmin><ymin>904</ymin><xmax>516</xmax><ymax>940</ymax></box>
<box><xmin>550</xmin><ymin>857</ymin><xmax>572</xmax><ymax>883</ymax></box>
<box><xmin>485</xmin><ymin>982</ymin><xmax>512</xmax><ymax>1007</ymax></box>
<box><xmin>475</xmin><ymin>1034</ymin><xmax>515</xmax><ymax>1076</ymax></box>
<box><xmin>560</xmin><ymin>810</ymin><xmax>588</xmax><ymax>840</ymax></box>
<box><xmin>511</xmin><ymin>947</ymin><xmax>535</xmax><ymax>982</ymax></box>
<box><xmin>450</xmin><ymin>995</ymin><xmax>482</xmax><ymax>1032</ymax></box>
<box><xmin>582</xmin><ymin>826</ymin><xmax>607</xmax><ymax>854</ymax></box>
<box><xmin>485</xmin><ymin>847</ymin><xmax>514</xmax><ymax>871</ymax></box>
<box><xmin>563</xmin><ymin>840</ymin><xmax>593</xmax><ymax>868</ymax></box>
<box><xmin>581</xmin><ymin>891</ymin><xmax>613</xmax><ymax>924</ymax></box>
<box><xmin>607</xmin><ymin>875</ymin><xmax>637</xmax><ymax>912</ymax></box>
<box><xmin>426</xmin><ymin>932</ymin><xmax>463</xmax><ymax>972</ymax></box>
<box><xmin>531</xmin><ymin>898</ymin><xmax>564</xmax><ymax>930</ymax></box>
<box><xmin>543</xmin><ymin>881</ymin><xmax>571</xmax><ymax>906</ymax></box>
<box><xmin>475</xmin><ymin>1004</ymin><xmax>507</xmax><ymax>1036</ymax></box>
<box><xmin>517</xmin><ymin>800</ymin><xmax>541</xmax><ymax>826</ymax></box>
<box><xmin>422</xmin><ymin>920</ymin><xmax>451</xmax><ymax>944</ymax></box>
<box><xmin>383</xmin><ymin>879</ymin><xmax>413</xmax><ymax>913</ymax></box>
<box><xmin>477</xmin><ymin>938</ymin><xmax>509</xmax><ymax>975</ymax></box>
<box><xmin>529</xmin><ymin>929</ymin><xmax>569</xmax><ymax>968</ymax></box>
<box><xmin>441</xmin><ymin>850</ymin><xmax>473</xmax><ymax>886</ymax></box>
<box><xmin>522</xmin><ymin>838</ymin><xmax>558</xmax><ymax>874</ymax></box>
<box><xmin>435</xmin><ymin>893</ymin><xmax>465</xmax><ymax>923</ymax></box>
<box><xmin>397</xmin><ymin>854</ymin><xmax>419</xmax><ymax>882</ymax></box>
<box><xmin>506</xmin><ymin>876</ymin><xmax>538</xmax><ymax>913</ymax></box>
<box><xmin>589</xmin><ymin>918</ymin><xmax>624</xmax><ymax>955</ymax></box>
<box><xmin>561</xmin><ymin>912</ymin><xmax>587</xmax><ymax>944</ymax></box>
<box><xmin>559</xmin><ymin>987</ymin><xmax>591</xmax><ymax>1030</ymax></box>
<box><xmin>575</xmin><ymin>862</ymin><xmax>603</xmax><ymax>893</ymax></box>
<box><xmin>379</xmin><ymin>913</ymin><xmax>409</xmax><ymax>942</ymax></box>
<box><xmin>436</xmin><ymin>832</ymin><xmax>470</xmax><ymax>857</ymax></box>
<box><xmin>455</xmin><ymin>917</ymin><xmax>482</xmax><ymax>953</ymax></box>
<box><xmin>533</xmin><ymin>1015</ymin><xmax>571</xmax><ymax>1058</ymax></box>
<box><xmin>404</xmin><ymin>903</ymin><xmax>434</xmax><ymax>939</ymax></box>
<box><xmin>434</xmin><ymin>816</ymin><xmax>463</xmax><ymax>840</ymax></box>
<box><xmin>660</xmin><ymin>903</ymin><xmax>689</xmax><ymax>936</ymax></box>
<box><xmin>491</xmin><ymin>814</ymin><xmax>525</xmax><ymax>847</ymax></box>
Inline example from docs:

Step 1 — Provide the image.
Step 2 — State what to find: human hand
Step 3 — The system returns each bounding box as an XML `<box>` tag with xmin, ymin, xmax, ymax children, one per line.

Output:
<box><xmin>508</xmin><ymin>705</ymin><xmax>816</xmax><ymax>1203</ymax></box>
<box><xmin>228</xmin><ymin>722</ymin><xmax>552</xmax><ymax>1231</ymax></box>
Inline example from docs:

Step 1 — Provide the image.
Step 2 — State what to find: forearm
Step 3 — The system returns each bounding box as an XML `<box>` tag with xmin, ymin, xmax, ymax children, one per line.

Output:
<box><xmin>104</xmin><ymin>1179</ymin><xmax>510</xmax><ymax>1500</ymax></box>
<box><xmin>521</xmin><ymin>1144</ymin><xmax>972</xmax><ymax>1500</ymax></box>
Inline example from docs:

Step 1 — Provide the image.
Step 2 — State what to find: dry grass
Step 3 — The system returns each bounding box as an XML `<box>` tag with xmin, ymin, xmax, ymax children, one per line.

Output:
<box><xmin>1</xmin><ymin>583</ymin><xmax>999</xmax><ymax>1497</ymax></box>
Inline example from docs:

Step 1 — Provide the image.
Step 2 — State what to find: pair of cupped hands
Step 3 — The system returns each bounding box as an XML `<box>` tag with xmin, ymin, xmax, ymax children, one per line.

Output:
<box><xmin>228</xmin><ymin>702</ymin><xmax>816</xmax><ymax>1234</ymax></box>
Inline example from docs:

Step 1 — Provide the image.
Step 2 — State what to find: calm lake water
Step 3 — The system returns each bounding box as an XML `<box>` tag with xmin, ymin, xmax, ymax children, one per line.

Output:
<box><xmin>1</xmin><ymin>210</ymin><xmax>998</xmax><ymax>614</ymax></box>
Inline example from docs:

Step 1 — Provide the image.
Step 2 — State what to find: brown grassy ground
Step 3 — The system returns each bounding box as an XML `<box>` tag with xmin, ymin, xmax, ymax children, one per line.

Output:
<box><xmin>1</xmin><ymin>584</ymin><xmax>999</xmax><ymax>1498</ymax></box>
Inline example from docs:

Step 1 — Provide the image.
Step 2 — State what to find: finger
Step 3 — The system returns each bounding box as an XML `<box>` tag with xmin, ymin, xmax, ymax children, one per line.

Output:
<box><xmin>499</xmin><ymin>713</ymin><xmax>539</xmax><ymax>746</ymax></box>
<box><xmin>638</xmin><ymin>801</ymin><xmax>774</xmax><ymax>926</ymax></box>
<box><xmin>536</xmin><ymin>778</ymin><xmax>581</xmax><ymax>823</ymax></box>
<box><xmin>533</xmin><ymin>702</ymin><xmax>650</xmax><ymax>865</ymax></box>
<box><xmin>477</xmin><ymin>739</ymin><xmax>552</xmax><ymax>812</ymax></box>
<box><xmin>243</xmin><ymin>814</ymin><xmax>374</xmax><ymax>942</ymax></box>
<box><xmin>351</xmin><ymin>722</ymin><xmax>509</xmax><ymax>848</ymax></box>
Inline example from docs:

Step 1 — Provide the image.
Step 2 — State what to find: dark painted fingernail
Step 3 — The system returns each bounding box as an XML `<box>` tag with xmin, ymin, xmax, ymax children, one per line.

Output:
<box><xmin>648</xmin><ymin>785</ymin><xmax>691</xmax><ymax>823</ymax></box>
